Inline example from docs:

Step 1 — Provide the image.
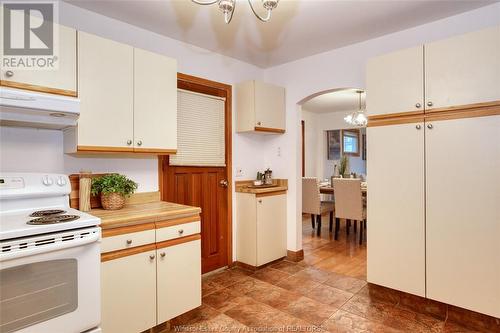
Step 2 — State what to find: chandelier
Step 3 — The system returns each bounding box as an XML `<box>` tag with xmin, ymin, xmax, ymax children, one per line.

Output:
<box><xmin>191</xmin><ymin>0</ymin><xmax>279</xmax><ymax>24</ymax></box>
<box><xmin>344</xmin><ymin>90</ymin><xmax>367</xmax><ymax>127</ymax></box>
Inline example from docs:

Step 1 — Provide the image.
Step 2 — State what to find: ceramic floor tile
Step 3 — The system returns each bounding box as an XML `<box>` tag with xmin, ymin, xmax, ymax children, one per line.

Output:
<box><xmin>324</xmin><ymin>273</ymin><xmax>367</xmax><ymax>294</ymax></box>
<box><xmin>280</xmin><ymin>296</ymin><xmax>338</xmax><ymax>326</ymax></box>
<box><xmin>270</xmin><ymin>260</ymin><xmax>306</xmax><ymax>274</ymax></box>
<box><xmin>202</xmin><ymin>287</ymin><xmax>255</xmax><ymax>312</ymax></box>
<box><xmin>277</xmin><ymin>275</ymin><xmax>321</xmax><ymax>295</ymax></box>
<box><xmin>223</xmin><ymin>299</ymin><xmax>286</xmax><ymax>329</ymax></box>
<box><xmin>202</xmin><ymin>279</ymin><xmax>224</xmax><ymax>297</ymax></box>
<box><xmin>251</xmin><ymin>267</ymin><xmax>291</xmax><ymax>285</ymax></box>
<box><xmin>320</xmin><ymin>310</ymin><xmax>400</xmax><ymax>333</ymax></box>
<box><xmin>204</xmin><ymin>268</ymin><xmax>250</xmax><ymax>288</ymax></box>
<box><xmin>307</xmin><ymin>284</ymin><xmax>354</xmax><ymax>308</ymax></box>
<box><xmin>356</xmin><ymin>284</ymin><xmax>401</xmax><ymax>306</ymax></box>
<box><xmin>383</xmin><ymin>307</ymin><xmax>445</xmax><ymax>333</ymax></box>
<box><xmin>224</xmin><ymin>276</ymin><xmax>271</xmax><ymax>295</ymax></box>
<box><xmin>245</xmin><ymin>282</ymin><xmax>302</xmax><ymax>310</ymax></box>
<box><xmin>396</xmin><ymin>291</ymin><xmax>447</xmax><ymax>320</ymax></box>
<box><xmin>442</xmin><ymin>321</ymin><xmax>483</xmax><ymax>333</ymax></box>
<box><xmin>169</xmin><ymin>314</ymin><xmax>248</xmax><ymax>333</ymax></box>
<box><xmin>170</xmin><ymin>304</ymin><xmax>220</xmax><ymax>327</ymax></box>
<box><xmin>292</xmin><ymin>267</ymin><xmax>333</xmax><ymax>283</ymax></box>
<box><xmin>340</xmin><ymin>295</ymin><xmax>394</xmax><ymax>324</ymax></box>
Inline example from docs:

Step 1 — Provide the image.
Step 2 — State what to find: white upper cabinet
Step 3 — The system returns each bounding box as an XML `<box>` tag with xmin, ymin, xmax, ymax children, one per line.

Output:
<box><xmin>366</xmin><ymin>46</ymin><xmax>424</xmax><ymax>116</ymax></box>
<box><xmin>75</xmin><ymin>31</ymin><xmax>134</xmax><ymax>151</ymax></box>
<box><xmin>65</xmin><ymin>32</ymin><xmax>177</xmax><ymax>154</ymax></box>
<box><xmin>236</xmin><ymin>80</ymin><xmax>286</xmax><ymax>133</ymax></box>
<box><xmin>134</xmin><ymin>48</ymin><xmax>177</xmax><ymax>152</ymax></box>
<box><xmin>0</xmin><ymin>24</ymin><xmax>77</xmax><ymax>96</ymax></box>
<box><xmin>425</xmin><ymin>26</ymin><xmax>500</xmax><ymax>110</ymax></box>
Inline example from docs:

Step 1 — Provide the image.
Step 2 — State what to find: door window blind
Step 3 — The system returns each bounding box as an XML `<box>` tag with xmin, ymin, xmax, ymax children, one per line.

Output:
<box><xmin>170</xmin><ymin>89</ymin><xmax>226</xmax><ymax>167</ymax></box>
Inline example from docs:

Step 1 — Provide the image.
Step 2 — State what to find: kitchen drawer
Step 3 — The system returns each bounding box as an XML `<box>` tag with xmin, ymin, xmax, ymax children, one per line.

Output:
<box><xmin>156</xmin><ymin>221</ymin><xmax>200</xmax><ymax>242</ymax></box>
<box><xmin>102</xmin><ymin>228</ymin><xmax>155</xmax><ymax>253</ymax></box>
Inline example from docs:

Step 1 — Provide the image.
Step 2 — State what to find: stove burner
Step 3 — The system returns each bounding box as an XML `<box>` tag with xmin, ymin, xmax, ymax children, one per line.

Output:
<box><xmin>28</xmin><ymin>215</ymin><xmax>80</xmax><ymax>225</ymax></box>
<box><xmin>29</xmin><ymin>209</ymin><xmax>66</xmax><ymax>217</ymax></box>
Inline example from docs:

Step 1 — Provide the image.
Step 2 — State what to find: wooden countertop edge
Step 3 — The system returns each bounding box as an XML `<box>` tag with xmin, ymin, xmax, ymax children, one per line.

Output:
<box><xmin>99</xmin><ymin>210</ymin><xmax>201</xmax><ymax>230</ymax></box>
<box><xmin>235</xmin><ymin>186</ymin><xmax>288</xmax><ymax>194</ymax></box>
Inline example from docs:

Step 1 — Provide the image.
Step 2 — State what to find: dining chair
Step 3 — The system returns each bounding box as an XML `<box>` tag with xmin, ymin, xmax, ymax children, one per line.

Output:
<box><xmin>302</xmin><ymin>177</ymin><xmax>334</xmax><ymax>236</ymax></box>
<box><xmin>332</xmin><ymin>178</ymin><xmax>367</xmax><ymax>245</ymax></box>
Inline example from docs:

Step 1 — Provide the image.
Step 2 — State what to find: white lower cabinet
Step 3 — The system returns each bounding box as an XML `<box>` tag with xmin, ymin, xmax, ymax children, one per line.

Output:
<box><xmin>236</xmin><ymin>193</ymin><xmax>287</xmax><ymax>267</ymax></box>
<box><xmin>157</xmin><ymin>239</ymin><xmax>202</xmax><ymax>323</ymax></box>
<box><xmin>101</xmin><ymin>250</ymin><xmax>157</xmax><ymax>333</ymax></box>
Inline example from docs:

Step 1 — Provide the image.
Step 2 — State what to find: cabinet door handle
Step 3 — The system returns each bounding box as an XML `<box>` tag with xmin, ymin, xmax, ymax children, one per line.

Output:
<box><xmin>149</xmin><ymin>254</ymin><xmax>155</xmax><ymax>260</ymax></box>
<box><xmin>415</xmin><ymin>124</ymin><xmax>421</xmax><ymax>130</ymax></box>
<box><xmin>257</xmin><ymin>121</ymin><xmax>262</xmax><ymax>126</ymax></box>
<box><xmin>126</xmin><ymin>239</ymin><xmax>132</xmax><ymax>245</ymax></box>
<box><xmin>126</xmin><ymin>140</ymin><xmax>132</xmax><ymax>146</ymax></box>
<box><xmin>427</xmin><ymin>124</ymin><xmax>434</xmax><ymax>130</ymax></box>
<box><xmin>160</xmin><ymin>252</ymin><xmax>166</xmax><ymax>258</ymax></box>
<box><xmin>415</xmin><ymin>103</ymin><xmax>421</xmax><ymax>109</ymax></box>
<box><xmin>137</xmin><ymin>140</ymin><xmax>143</xmax><ymax>146</ymax></box>
<box><xmin>258</xmin><ymin>199</ymin><xmax>262</xmax><ymax>203</ymax></box>
<box><xmin>5</xmin><ymin>70</ymin><xmax>14</xmax><ymax>78</ymax></box>
<box><xmin>427</xmin><ymin>101</ymin><xmax>433</xmax><ymax>107</ymax></box>
<box><xmin>178</xmin><ymin>229</ymin><xmax>184</xmax><ymax>235</ymax></box>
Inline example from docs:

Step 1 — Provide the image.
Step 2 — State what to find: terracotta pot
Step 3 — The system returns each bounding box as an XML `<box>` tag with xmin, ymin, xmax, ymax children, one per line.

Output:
<box><xmin>100</xmin><ymin>192</ymin><xmax>125</xmax><ymax>210</ymax></box>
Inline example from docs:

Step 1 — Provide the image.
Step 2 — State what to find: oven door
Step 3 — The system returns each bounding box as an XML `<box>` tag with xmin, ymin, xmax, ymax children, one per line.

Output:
<box><xmin>0</xmin><ymin>227</ymin><xmax>101</xmax><ymax>333</ymax></box>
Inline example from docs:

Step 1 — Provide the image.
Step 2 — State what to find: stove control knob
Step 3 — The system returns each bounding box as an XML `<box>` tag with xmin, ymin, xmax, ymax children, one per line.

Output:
<box><xmin>56</xmin><ymin>177</ymin><xmax>67</xmax><ymax>186</ymax></box>
<box><xmin>42</xmin><ymin>176</ymin><xmax>53</xmax><ymax>186</ymax></box>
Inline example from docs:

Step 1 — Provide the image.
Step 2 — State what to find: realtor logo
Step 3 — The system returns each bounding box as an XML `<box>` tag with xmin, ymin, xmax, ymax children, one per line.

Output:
<box><xmin>1</xmin><ymin>1</ymin><xmax>59</xmax><ymax>70</ymax></box>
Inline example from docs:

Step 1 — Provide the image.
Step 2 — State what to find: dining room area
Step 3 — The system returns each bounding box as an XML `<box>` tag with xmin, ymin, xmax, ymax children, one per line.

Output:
<box><xmin>300</xmin><ymin>88</ymin><xmax>368</xmax><ymax>281</ymax></box>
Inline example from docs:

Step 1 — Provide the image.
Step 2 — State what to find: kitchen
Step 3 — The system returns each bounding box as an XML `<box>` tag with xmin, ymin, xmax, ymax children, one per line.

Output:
<box><xmin>1</xmin><ymin>1</ymin><xmax>499</xmax><ymax>333</ymax></box>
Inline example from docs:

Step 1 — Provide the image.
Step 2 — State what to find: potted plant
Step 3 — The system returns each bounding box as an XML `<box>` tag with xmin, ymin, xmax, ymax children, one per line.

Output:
<box><xmin>91</xmin><ymin>174</ymin><xmax>138</xmax><ymax>210</ymax></box>
<box><xmin>338</xmin><ymin>155</ymin><xmax>349</xmax><ymax>178</ymax></box>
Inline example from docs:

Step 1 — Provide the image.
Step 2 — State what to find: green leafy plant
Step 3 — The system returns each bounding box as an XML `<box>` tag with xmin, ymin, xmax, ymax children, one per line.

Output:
<box><xmin>91</xmin><ymin>174</ymin><xmax>138</xmax><ymax>197</ymax></box>
<box><xmin>338</xmin><ymin>155</ymin><xmax>349</xmax><ymax>177</ymax></box>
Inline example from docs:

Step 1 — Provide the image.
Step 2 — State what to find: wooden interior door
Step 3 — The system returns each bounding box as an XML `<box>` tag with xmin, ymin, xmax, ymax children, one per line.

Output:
<box><xmin>160</xmin><ymin>74</ymin><xmax>232</xmax><ymax>274</ymax></box>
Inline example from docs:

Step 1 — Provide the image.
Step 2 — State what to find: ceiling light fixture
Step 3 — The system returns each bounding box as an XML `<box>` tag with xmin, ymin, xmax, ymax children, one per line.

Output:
<box><xmin>191</xmin><ymin>0</ymin><xmax>279</xmax><ymax>24</ymax></box>
<box><xmin>344</xmin><ymin>90</ymin><xmax>367</xmax><ymax>127</ymax></box>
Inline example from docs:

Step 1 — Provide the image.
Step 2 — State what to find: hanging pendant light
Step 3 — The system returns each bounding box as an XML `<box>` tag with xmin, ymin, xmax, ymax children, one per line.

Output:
<box><xmin>344</xmin><ymin>90</ymin><xmax>367</xmax><ymax>127</ymax></box>
<box><xmin>191</xmin><ymin>0</ymin><xmax>279</xmax><ymax>24</ymax></box>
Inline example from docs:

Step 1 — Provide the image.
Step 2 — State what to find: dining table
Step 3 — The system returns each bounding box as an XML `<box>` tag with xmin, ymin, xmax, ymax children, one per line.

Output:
<box><xmin>319</xmin><ymin>181</ymin><xmax>367</xmax><ymax>195</ymax></box>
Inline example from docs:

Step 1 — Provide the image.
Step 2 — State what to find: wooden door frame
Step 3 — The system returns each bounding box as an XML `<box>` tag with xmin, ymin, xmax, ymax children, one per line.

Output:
<box><xmin>301</xmin><ymin>120</ymin><xmax>305</xmax><ymax>177</ymax></box>
<box><xmin>158</xmin><ymin>72</ymin><xmax>233</xmax><ymax>267</ymax></box>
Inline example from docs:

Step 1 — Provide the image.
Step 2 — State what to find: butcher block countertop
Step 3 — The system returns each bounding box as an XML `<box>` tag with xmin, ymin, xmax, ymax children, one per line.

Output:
<box><xmin>91</xmin><ymin>201</ymin><xmax>201</xmax><ymax>230</ymax></box>
<box><xmin>235</xmin><ymin>179</ymin><xmax>288</xmax><ymax>194</ymax></box>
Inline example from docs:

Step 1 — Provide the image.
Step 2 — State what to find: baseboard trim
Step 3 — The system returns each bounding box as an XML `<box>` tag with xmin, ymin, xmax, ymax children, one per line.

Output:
<box><xmin>233</xmin><ymin>257</ymin><xmax>286</xmax><ymax>271</ymax></box>
<box><xmin>286</xmin><ymin>249</ymin><xmax>304</xmax><ymax>262</ymax></box>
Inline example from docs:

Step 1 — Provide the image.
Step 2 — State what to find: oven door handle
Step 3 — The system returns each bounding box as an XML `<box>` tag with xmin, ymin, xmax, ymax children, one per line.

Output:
<box><xmin>0</xmin><ymin>232</ymin><xmax>100</xmax><ymax>262</ymax></box>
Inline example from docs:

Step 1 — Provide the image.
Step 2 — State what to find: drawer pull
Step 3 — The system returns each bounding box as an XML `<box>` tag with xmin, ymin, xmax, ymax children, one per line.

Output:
<box><xmin>160</xmin><ymin>252</ymin><xmax>166</xmax><ymax>258</ymax></box>
<box><xmin>178</xmin><ymin>229</ymin><xmax>184</xmax><ymax>235</ymax></box>
<box><xmin>126</xmin><ymin>239</ymin><xmax>132</xmax><ymax>245</ymax></box>
<box><xmin>149</xmin><ymin>254</ymin><xmax>155</xmax><ymax>260</ymax></box>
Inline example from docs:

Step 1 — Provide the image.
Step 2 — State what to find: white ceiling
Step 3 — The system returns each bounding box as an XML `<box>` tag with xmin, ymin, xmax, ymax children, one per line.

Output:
<box><xmin>302</xmin><ymin>88</ymin><xmax>365</xmax><ymax>114</ymax></box>
<box><xmin>66</xmin><ymin>0</ymin><xmax>494</xmax><ymax>68</ymax></box>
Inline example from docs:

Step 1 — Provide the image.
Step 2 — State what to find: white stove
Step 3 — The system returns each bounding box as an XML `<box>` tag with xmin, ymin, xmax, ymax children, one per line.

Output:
<box><xmin>0</xmin><ymin>173</ymin><xmax>102</xmax><ymax>333</ymax></box>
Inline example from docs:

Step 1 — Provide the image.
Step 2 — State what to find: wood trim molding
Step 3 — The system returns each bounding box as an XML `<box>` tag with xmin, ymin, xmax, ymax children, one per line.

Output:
<box><xmin>101</xmin><ymin>243</ymin><xmax>156</xmax><ymax>262</ymax></box>
<box><xmin>0</xmin><ymin>80</ymin><xmax>77</xmax><ymax>97</ymax></box>
<box><xmin>367</xmin><ymin>101</ymin><xmax>500</xmax><ymax>127</ymax></box>
<box><xmin>77</xmin><ymin>145</ymin><xmax>134</xmax><ymax>153</ymax></box>
<box><xmin>254</xmin><ymin>126</ymin><xmax>286</xmax><ymax>134</ymax></box>
<box><xmin>286</xmin><ymin>249</ymin><xmax>304</xmax><ymax>262</ymax></box>
<box><xmin>126</xmin><ymin>191</ymin><xmax>161</xmax><ymax>205</ymax></box>
<box><xmin>156</xmin><ymin>215</ymin><xmax>200</xmax><ymax>229</ymax></box>
<box><xmin>102</xmin><ymin>222</ymin><xmax>156</xmax><ymax>238</ymax></box>
<box><xmin>255</xmin><ymin>190</ymin><xmax>287</xmax><ymax>198</ymax></box>
<box><xmin>425</xmin><ymin>100</ymin><xmax>500</xmax><ymax>122</ymax></box>
<box><xmin>177</xmin><ymin>72</ymin><xmax>231</xmax><ymax>91</ymax></box>
<box><xmin>133</xmin><ymin>148</ymin><xmax>177</xmax><ymax>155</ymax></box>
<box><xmin>156</xmin><ymin>234</ymin><xmax>201</xmax><ymax>249</ymax></box>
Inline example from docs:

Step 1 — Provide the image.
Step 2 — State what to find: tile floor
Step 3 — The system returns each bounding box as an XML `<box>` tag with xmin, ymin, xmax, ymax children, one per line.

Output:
<box><xmin>168</xmin><ymin>215</ymin><xmax>489</xmax><ymax>333</ymax></box>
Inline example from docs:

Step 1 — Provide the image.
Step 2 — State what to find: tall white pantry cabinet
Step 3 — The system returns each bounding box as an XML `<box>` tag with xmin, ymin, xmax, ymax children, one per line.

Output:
<box><xmin>366</xmin><ymin>25</ymin><xmax>500</xmax><ymax>318</ymax></box>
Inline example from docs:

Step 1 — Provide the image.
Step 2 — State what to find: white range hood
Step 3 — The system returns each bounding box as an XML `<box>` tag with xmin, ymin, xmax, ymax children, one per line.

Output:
<box><xmin>0</xmin><ymin>87</ymin><xmax>80</xmax><ymax>129</ymax></box>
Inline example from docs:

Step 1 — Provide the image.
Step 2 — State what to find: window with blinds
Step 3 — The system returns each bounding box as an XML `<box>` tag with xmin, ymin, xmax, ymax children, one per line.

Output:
<box><xmin>169</xmin><ymin>89</ymin><xmax>226</xmax><ymax>167</ymax></box>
